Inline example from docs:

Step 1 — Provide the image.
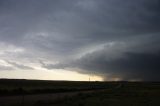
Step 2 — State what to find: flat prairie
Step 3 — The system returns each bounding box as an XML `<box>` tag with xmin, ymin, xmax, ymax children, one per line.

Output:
<box><xmin>0</xmin><ymin>79</ymin><xmax>160</xmax><ymax>106</ymax></box>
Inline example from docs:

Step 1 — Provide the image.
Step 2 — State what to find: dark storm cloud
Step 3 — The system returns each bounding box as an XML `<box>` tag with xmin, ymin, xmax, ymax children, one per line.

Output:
<box><xmin>41</xmin><ymin>34</ymin><xmax>160</xmax><ymax>81</ymax></box>
<box><xmin>75</xmin><ymin>50</ymin><xmax>160</xmax><ymax>81</ymax></box>
<box><xmin>1</xmin><ymin>0</ymin><xmax>160</xmax><ymax>49</ymax></box>
<box><xmin>0</xmin><ymin>0</ymin><xmax>160</xmax><ymax>80</ymax></box>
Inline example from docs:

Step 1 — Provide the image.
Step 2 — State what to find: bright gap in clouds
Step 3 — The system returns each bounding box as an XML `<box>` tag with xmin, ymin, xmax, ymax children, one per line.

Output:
<box><xmin>0</xmin><ymin>69</ymin><xmax>103</xmax><ymax>81</ymax></box>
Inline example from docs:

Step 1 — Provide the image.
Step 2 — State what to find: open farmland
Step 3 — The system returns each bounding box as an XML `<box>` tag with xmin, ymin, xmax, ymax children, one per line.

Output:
<box><xmin>0</xmin><ymin>79</ymin><xmax>160</xmax><ymax>106</ymax></box>
<box><xmin>0</xmin><ymin>79</ymin><xmax>110</xmax><ymax>96</ymax></box>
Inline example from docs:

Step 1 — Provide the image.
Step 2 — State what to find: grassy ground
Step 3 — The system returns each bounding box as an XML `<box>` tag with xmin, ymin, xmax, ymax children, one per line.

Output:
<box><xmin>0</xmin><ymin>79</ymin><xmax>110</xmax><ymax>96</ymax></box>
<box><xmin>35</xmin><ymin>82</ymin><xmax>160</xmax><ymax>106</ymax></box>
<box><xmin>0</xmin><ymin>79</ymin><xmax>160</xmax><ymax>106</ymax></box>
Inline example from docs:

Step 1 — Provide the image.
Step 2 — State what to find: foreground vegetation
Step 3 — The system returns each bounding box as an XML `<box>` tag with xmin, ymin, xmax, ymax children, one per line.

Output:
<box><xmin>36</xmin><ymin>82</ymin><xmax>160</xmax><ymax>106</ymax></box>
<box><xmin>0</xmin><ymin>79</ymin><xmax>111</xmax><ymax>96</ymax></box>
<box><xmin>0</xmin><ymin>79</ymin><xmax>160</xmax><ymax>106</ymax></box>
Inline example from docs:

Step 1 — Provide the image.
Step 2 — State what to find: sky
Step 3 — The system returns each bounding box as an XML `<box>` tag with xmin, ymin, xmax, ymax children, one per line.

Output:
<box><xmin>0</xmin><ymin>0</ymin><xmax>160</xmax><ymax>81</ymax></box>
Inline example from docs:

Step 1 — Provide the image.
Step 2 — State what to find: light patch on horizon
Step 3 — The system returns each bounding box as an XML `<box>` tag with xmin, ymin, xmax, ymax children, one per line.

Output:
<box><xmin>0</xmin><ymin>69</ymin><xmax>103</xmax><ymax>81</ymax></box>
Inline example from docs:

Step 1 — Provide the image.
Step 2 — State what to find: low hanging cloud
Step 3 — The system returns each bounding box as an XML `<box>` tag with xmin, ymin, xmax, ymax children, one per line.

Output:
<box><xmin>6</xmin><ymin>61</ymin><xmax>34</xmax><ymax>70</ymax></box>
<box><xmin>39</xmin><ymin>60</ymin><xmax>68</xmax><ymax>69</ymax></box>
<box><xmin>40</xmin><ymin>34</ymin><xmax>160</xmax><ymax>81</ymax></box>
<box><xmin>74</xmin><ymin>50</ymin><xmax>160</xmax><ymax>81</ymax></box>
<box><xmin>41</xmin><ymin>49</ymin><xmax>160</xmax><ymax>81</ymax></box>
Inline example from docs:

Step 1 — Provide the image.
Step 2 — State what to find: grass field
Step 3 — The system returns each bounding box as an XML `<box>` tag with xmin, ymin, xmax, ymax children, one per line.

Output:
<box><xmin>0</xmin><ymin>79</ymin><xmax>111</xmax><ymax>96</ymax></box>
<box><xmin>48</xmin><ymin>82</ymin><xmax>160</xmax><ymax>106</ymax></box>
<box><xmin>0</xmin><ymin>79</ymin><xmax>160</xmax><ymax>106</ymax></box>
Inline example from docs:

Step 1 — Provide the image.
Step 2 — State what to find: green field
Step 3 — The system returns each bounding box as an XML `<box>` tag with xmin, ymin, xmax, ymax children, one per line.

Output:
<box><xmin>0</xmin><ymin>79</ymin><xmax>160</xmax><ymax>106</ymax></box>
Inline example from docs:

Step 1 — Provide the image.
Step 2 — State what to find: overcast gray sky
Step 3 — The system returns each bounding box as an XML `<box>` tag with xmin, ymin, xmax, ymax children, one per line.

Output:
<box><xmin>0</xmin><ymin>0</ymin><xmax>160</xmax><ymax>81</ymax></box>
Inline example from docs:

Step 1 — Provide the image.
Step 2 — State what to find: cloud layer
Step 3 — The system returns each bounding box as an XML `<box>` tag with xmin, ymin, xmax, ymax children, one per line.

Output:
<box><xmin>0</xmin><ymin>0</ymin><xmax>160</xmax><ymax>81</ymax></box>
